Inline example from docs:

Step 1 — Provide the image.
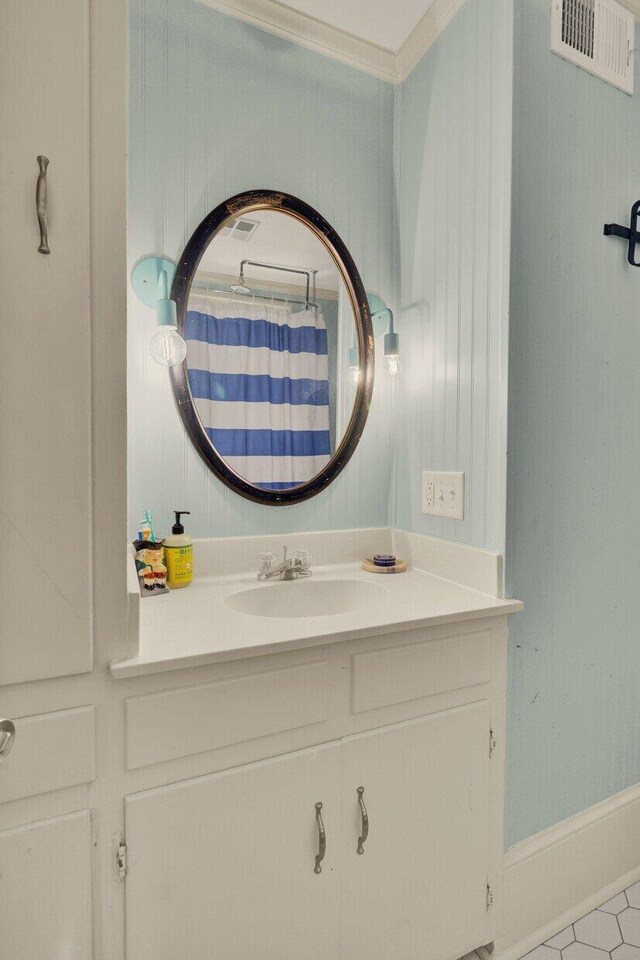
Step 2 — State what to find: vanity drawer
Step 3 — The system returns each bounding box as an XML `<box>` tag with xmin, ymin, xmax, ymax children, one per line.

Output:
<box><xmin>350</xmin><ymin>627</ymin><xmax>491</xmax><ymax>714</ymax></box>
<box><xmin>126</xmin><ymin>660</ymin><xmax>329</xmax><ymax>769</ymax></box>
<box><xmin>0</xmin><ymin>706</ymin><xmax>96</xmax><ymax>803</ymax></box>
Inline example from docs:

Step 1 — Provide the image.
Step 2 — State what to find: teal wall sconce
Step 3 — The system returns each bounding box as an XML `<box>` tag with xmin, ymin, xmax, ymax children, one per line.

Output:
<box><xmin>367</xmin><ymin>293</ymin><xmax>400</xmax><ymax>377</ymax></box>
<box><xmin>131</xmin><ymin>256</ymin><xmax>187</xmax><ymax>368</ymax></box>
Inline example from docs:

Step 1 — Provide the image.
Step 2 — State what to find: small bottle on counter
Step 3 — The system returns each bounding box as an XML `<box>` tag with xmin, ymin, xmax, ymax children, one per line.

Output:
<box><xmin>164</xmin><ymin>511</ymin><xmax>193</xmax><ymax>589</ymax></box>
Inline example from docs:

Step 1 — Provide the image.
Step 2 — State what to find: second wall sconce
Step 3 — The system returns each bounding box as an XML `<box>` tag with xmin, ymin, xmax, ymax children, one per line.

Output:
<box><xmin>367</xmin><ymin>293</ymin><xmax>400</xmax><ymax>377</ymax></box>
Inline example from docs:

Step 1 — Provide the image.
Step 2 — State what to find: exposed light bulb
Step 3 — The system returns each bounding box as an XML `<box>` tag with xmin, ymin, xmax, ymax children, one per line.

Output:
<box><xmin>384</xmin><ymin>328</ymin><xmax>400</xmax><ymax>377</ymax></box>
<box><xmin>387</xmin><ymin>354</ymin><xmax>399</xmax><ymax>377</ymax></box>
<box><xmin>149</xmin><ymin>326</ymin><xmax>187</xmax><ymax>367</ymax></box>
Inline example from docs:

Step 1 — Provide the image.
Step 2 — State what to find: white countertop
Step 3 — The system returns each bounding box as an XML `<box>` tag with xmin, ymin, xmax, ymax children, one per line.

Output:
<box><xmin>110</xmin><ymin>561</ymin><xmax>522</xmax><ymax>679</ymax></box>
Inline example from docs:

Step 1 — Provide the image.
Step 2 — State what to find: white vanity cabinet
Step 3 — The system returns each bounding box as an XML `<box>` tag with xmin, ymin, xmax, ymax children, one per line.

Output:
<box><xmin>124</xmin><ymin>620</ymin><xmax>503</xmax><ymax>960</ymax></box>
<box><xmin>125</xmin><ymin>743</ymin><xmax>343</xmax><ymax>960</ymax></box>
<box><xmin>0</xmin><ymin>812</ymin><xmax>93</xmax><ymax>960</ymax></box>
<box><xmin>340</xmin><ymin>704</ymin><xmax>491</xmax><ymax>960</ymax></box>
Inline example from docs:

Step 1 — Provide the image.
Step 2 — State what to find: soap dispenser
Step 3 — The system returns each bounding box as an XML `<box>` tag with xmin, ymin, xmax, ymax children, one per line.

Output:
<box><xmin>164</xmin><ymin>511</ymin><xmax>193</xmax><ymax>589</ymax></box>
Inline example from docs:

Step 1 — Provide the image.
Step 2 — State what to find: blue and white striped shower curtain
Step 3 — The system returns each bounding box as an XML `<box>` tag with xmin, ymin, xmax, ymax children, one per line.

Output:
<box><xmin>184</xmin><ymin>298</ymin><xmax>331</xmax><ymax>490</ymax></box>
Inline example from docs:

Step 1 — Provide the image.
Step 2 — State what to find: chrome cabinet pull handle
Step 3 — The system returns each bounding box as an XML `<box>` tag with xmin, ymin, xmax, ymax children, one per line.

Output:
<box><xmin>0</xmin><ymin>719</ymin><xmax>16</xmax><ymax>765</ymax></box>
<box><xmin>36</xmin><ymin>155</ymin><xmax>50</xmax><ymax>254</ymax></box>
<box><xmin>356</xmin><ymin>786</ymin><xmax>369</xmax><ymax>854</ymax></box>
<box><xmin>314</xmin><ymin>802</ymin><xmax>326</xmax><ymax>874</ymax></box>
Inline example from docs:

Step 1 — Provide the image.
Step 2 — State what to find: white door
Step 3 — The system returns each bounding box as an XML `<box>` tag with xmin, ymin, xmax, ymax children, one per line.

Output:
<box><xmin>0</xmin><ymin>0</ymin><xmax>92</xmax><ymax>685</ymax></box>
<box><xmin>125</xmin><ymin>742</ymin><xmax>342</xmax><ymax>960</ymax></box>
<box><xmin>0</xmin><ymin>0</ymin><xmax>95</xmax><ymax>955</ymax></box>
<box><xmin>340</xmin><ymin>702</ymin><xmax>491</xmax><ymax>960</ymax></box>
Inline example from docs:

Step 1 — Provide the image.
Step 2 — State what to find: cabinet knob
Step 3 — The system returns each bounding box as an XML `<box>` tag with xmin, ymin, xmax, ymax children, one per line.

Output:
<box><xmin>0</xmin><ymin>719</ymin><xmax>15</xmax><ymax>764</ymax></box>
<box><xmin>356</xmin><ymin>786</ymin><xmax>369</xmax><ymax>854</ymax></box>
<box><xmin>314</xmin><ymin>802</ymin><xmax>326</xmax><ymax>874</ymax></box>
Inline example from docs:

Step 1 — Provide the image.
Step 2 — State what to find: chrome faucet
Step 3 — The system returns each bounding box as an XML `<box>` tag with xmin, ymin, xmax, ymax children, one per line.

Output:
<box><xmin>257</xmin><ymin>546</ymin><xmax>312</xmax><ymax>581</ymax></box>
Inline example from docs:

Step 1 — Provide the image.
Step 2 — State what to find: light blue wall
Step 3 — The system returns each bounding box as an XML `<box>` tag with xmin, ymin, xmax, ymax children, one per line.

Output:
<box><xmin>392</xmin><ymin>0</ymin><xmax>513</xmax><ymax>553</ymax></box>
<box><xmin>128</xmin><ymin>0</ymin><xmax>395</xmax><ymax>539</ymax></box>
<box><xmin>128</xmin><ymin>0</ymin><xmax>640</xmax><ymax>852</ymax></box>
<box><xmin>506</xmin><ymin>2</ymin><xmax>640</xmax><ymax>846</ymax></box>
<box><xmin>128</xmin><ymin>0</ymin><xmax>512</xmax><ymax>549</ymax></box>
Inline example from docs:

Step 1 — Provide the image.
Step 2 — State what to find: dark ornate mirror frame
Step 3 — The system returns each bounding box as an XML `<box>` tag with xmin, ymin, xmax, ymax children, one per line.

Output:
<box><xmin>170</xmin><ymin>189</ymin><xmax>375</xmax><ymax>505</ymax></box>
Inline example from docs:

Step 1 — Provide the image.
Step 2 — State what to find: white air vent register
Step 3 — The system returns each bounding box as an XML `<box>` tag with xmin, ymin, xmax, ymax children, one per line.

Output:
<box><xmin>551</xmin><ymin>0</ymin><xmax>635</xmax><ymax>94</ymax></box>
<box><xmin>219</xmin><ymin>218</ymin><xmax>260</xmax><ymax>242</ymax></box>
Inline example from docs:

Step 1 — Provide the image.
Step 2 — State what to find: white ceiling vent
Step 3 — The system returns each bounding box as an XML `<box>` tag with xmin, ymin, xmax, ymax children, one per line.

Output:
<box><xmin>219</xmin><ymin>218</ymin><xmax>260</xmax><ymax>242</ymax></box>
<box><xmin>551</xmin><ymin>0</ymin><xmax>635</xmax><ymax>94</ymax></box>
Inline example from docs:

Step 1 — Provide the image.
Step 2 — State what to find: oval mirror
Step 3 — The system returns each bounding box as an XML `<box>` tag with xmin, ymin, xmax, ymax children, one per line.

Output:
<box><xmin>170</xmin><ymin>190</ymin><xmax>374</xmax><ymax>504</ymax></box>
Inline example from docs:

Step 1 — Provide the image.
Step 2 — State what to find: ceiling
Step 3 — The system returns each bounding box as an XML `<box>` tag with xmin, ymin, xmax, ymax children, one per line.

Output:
<box><xmin>276</xmin><ymin>0</ymin><xmax>435</xmax><ymax>54</ymax></box>
<box><xmin>200</xmin><ymin>210</ymin><xmax>341</xmax><ymax>293</ymax></box>
<box><xmin>201</xmin><ymin>0</ymin><xmax>638</xmax><ymax>84</ymax></box>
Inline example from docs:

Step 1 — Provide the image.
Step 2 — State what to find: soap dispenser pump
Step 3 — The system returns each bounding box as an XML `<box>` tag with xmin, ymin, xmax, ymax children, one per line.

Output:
<box><xmin>164</xmin><ymin>511</ymin><xmax>193</xmax><ymax>589</ymax></box>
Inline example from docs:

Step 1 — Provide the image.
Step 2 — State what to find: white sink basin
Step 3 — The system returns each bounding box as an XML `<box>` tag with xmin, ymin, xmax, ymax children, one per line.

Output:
<box><xmin>225</xmin><ymin>578</ymin><xmax>385</xmax><ymax>619</ymax></box>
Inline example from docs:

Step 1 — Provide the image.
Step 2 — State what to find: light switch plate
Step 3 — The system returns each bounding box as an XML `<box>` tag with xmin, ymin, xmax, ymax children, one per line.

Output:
<box><xmin>422</xmin><ymin>471</ymin><xmax>465</xmax><ymax>520</ymax></box>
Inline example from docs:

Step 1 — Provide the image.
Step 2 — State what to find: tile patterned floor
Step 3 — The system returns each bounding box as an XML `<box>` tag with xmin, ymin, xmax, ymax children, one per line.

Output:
<box><xmin>520</xmin><ymin>881</ymin><xmax>640</xmax><ymax>960</ymax></box>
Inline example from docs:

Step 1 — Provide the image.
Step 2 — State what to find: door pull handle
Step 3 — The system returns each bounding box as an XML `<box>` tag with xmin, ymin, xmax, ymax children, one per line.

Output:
<box><xmin>356</xmin><ymin>786</ymin><xmax>369</xmax><ymax>854</ymax></box>
<box><xmin>0</xmin><ymin>719</ymin><xmax>15</xmax><ymax>764</ymax></box>
<box><xmin>314</xmin><ymin>802</ymin><xmax>326</xmax><ymax>874</ymax></box>
<box><xmin>36</xmin><ymin>155</ymin><xmax>50</xmax><ymax>254</ymax></box>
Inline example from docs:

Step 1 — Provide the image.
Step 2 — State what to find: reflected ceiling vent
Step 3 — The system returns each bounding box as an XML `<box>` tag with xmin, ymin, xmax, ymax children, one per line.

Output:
<box><xmin>551</xmin><ymin>0</ymin><xmax>634</xmax><ymax>94</ymax></box>
<box><xmin>219</xmin><ymin>217</ymin><xmax>260</xmax><ymax>242</ymax></box>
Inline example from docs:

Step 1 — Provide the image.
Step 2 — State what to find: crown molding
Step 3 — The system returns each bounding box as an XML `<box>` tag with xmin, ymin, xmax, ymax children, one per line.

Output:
<box><xmin>195</xmin><ymin>0</ymin><xmax>400</xmax><ymax>82</ymax></box>
<box><xmin>197</xmin><ymin>0</ymin><xmax>640</xmax><ymax>87</ymax></box>
<box><xmin>619</xmin><ymin>0</ymin><xmax>640</xmax><ymax>16</ymax></box>
<box><xmin>397</xmin><ymin>0</ymin><xmax>466</xmax><ymax>79</ymax></box>
<box><xmin>195</xmin><ymin>0</ymin><xmax>474</xmax><ymax>84</ymax></box>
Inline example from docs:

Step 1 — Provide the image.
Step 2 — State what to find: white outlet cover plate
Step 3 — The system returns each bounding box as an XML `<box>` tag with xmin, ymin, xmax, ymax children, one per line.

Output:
<box><xmin>422</xmin><ymin>471</ymin><xmax>465</xmax><ymax>521</ymax></box>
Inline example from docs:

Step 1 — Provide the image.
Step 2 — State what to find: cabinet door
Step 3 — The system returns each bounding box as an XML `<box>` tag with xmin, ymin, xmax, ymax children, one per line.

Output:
<box><xmin>0</xmin><ymin>811</ymin><xmax>93</xmax><ymax>960</ymax></box>
<box><xmin>126</xmin><ymin>743</ymin><xmax>342</xmax><ymax>960</ymax></box>
<box><xmin>340</xmin><ymin>702</ymin><xmax>491</xmax><ymax>960</ymax></box>
<box><xmin>0</xmin><ymin>0</ymin><xmax>92</xmax><ymax>685</ymax></box>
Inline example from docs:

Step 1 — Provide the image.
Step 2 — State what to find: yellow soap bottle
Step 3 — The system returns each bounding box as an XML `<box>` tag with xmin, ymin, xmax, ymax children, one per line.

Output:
<box><xmin>164</xmin><ymin>511</ymin><xmax>193</xmax><ymax>589</ymax></box>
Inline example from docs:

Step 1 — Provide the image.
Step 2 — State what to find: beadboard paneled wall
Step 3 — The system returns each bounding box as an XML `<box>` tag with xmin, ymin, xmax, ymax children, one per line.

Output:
<box><xmin>391</xmin><ymin>0</ymin><xmax>513</xmax><ymax>553</ymax></box>
<box><xmin>128</xmin><ymin>0</ymin><xmax>394</xmax><ymax>539</ymax></box>
<box><xmin>506</xmin><ymin>4</ymin><xmax>640</xmax><ymax>846</ymax></box>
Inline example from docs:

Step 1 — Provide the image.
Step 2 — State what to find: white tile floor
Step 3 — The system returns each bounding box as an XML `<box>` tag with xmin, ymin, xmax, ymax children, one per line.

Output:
<box><xmin>519</xmin><ymin>881</ymin><xmax>640</xmax><ymax>960</ymax></box>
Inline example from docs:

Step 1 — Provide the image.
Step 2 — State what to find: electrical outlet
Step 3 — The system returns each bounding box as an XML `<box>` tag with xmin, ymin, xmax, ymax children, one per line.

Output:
<box><xmin>421</xmin><ymin>473</ymin><xmax>435</xmax><ymax>512</ymax></box>
<box><xmin>422</xmin><ymin>471</ymin><xmax>465</xmax><ymax>520</ymax></box>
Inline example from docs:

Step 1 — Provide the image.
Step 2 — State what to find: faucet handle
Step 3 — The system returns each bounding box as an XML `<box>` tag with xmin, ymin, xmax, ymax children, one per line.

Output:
<box><xmin>257</xmin><ymin>552</ymin><xmax>277</xmax><ymax>579</ymax></box>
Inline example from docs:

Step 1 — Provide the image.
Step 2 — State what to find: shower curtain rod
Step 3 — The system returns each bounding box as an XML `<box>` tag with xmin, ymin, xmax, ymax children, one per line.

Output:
<box><xmin>238</xmin><ymin>260</ymin><xmax>317</xmax><ymax>304</ymax></box>
<box><xmin>190</xmin><ymin>280</ymin><xmax>319</xmax><ymax>311</ymax></box>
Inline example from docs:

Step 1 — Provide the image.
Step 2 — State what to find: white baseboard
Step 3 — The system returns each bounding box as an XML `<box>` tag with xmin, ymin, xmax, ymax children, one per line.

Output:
<box><xmin>493</xmin><ymin>783</ymin><xmax>640</xmax><ymax>960</ymax></box>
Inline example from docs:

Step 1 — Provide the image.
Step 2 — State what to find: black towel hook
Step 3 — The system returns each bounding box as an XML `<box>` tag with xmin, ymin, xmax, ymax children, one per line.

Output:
<box><xmin>604</xmin><ymin>200</ymin><xmax>640</xmax><ymax>266</ymax></box>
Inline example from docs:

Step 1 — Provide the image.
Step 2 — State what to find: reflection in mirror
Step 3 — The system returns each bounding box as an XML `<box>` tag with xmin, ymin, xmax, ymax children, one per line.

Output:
<box><xmin>182</xmin><ymin>208</ymin><xmax>359</xmax><ymax>493</ymax></box>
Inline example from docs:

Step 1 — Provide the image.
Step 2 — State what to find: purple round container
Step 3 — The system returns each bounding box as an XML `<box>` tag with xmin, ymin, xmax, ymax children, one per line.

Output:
<box><xmin>373</xmin><ymin>554</ymin><xmax>396</xmax><ymax>567</ymax></box>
